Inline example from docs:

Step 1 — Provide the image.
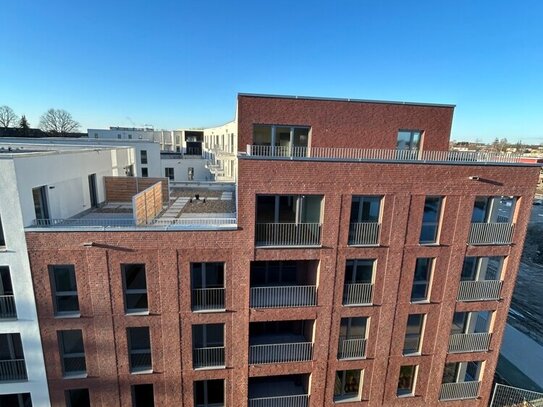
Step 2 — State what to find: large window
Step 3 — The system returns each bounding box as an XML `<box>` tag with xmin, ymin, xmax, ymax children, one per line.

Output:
<box><xmin>461</xmin><ymin>257</ymin><xmax>503</xmax><ymax>281</ymax></box>
<box><xmin>397</xmin><ymin>365</ymin><xmax>418</xmax><ymax>397</ymax></box>
<box><xmin>191</xmin><ymin>262</ymin><xmax>225</xmax><ymax>311</ymax></box>
<box><xmin>397</xmin><ymin>130</ymin><xmax>422</xmax><ymax>151</ymax></box>
<box><xmin>194</xmin><ymin>379</ymin><xmax>224</xmax><ymax>407</ymax></box>
<box><xmin>419</xmin><ymin>196</ymin><xmax>442</xmax><ymax>244</ymax></box>
<box><xmin>0</xmin><ymin>215</ymin><xmax>5</xmax><ymax>247</ymax></box>
<box><xmin>165</xmin><ymin>167</ymin><xmax>174</xmax><ymax>180</ymax></box>
<box><xmin>403</xmin><ymin>314</ymin><xmax>425</xmax><ymax>355</ymax></box>
<box><xmin>253</xmin><ymin>124</ymin><xmax>310</xmax><ymax>154</ymax></box>
<box><xmin>122</xmin><ymin>264</ymin><xmax>148</xmax><ymax>314</ymax></box>
<box><xmin>131</xmin><ymin>384</ymin><xmax>154</xmax><ymax>407</ymax></box>
<box><xmin>333</xmin><ymin>370</ymin><xmax>362</xmax><ymax>402</ymax></box>
<box><xmin>65</xmin><ymin>388</ymin><xmax>90</xmax><ymax>407</ymax></box>
<box><xmin>140</xmin><ymin>150</ymin><xmax>148</xmax><ymax>165</ymax></box>
<box><xmin>472</xmin><ymin>196</ymin><xmax>515</xmax><ymax>223</ymax></box>
<box><xmin>58</xmin><ymin>330</ymin><xmax>86</xmax><ymax>377</ymax></box>
<box><xmin>0</xmin><ymin>267</ymin><xmax>15</xmax><ymax>319</ymax></box>
<box><xmin>49</xmin><ymin>265</ymin><xmax>80</xmax><ymax>316</ymax></box>
<box><xmin>192</xmin><ymin>323</ymin><xmax>225</xmax><ymax>369</ymax></box>
<box><xmin>256</xmin><ymin>195</ymin><xmax>323</xmax><ymax>224</ymax></box>
<box><xmin>127</xmin><ymin>327</ymin><xmax>152</xmax><ymax>373</ymax></box>
<box><xmin>141</xmin><ymin>168</ymin><xmax>148</xmax><ymax>177</ymax></box>
<box><xmin>349</xmin><ymin>196</ymin><xmax>381</xmax><ymax>223</ymax></box>
<box><xmin>410</xmin><ymin>258</ymin><xmax>434</xmax><ymax>302</ymax></box>
<box><xmin>345</xmin><ymin>260</ymin><xmax>375</xmax><ymax>284</ymax></box>
<box><xmin>338</xmin><ymin>317</ymin><xmax>368</xmax><ymax>359</ymax></box>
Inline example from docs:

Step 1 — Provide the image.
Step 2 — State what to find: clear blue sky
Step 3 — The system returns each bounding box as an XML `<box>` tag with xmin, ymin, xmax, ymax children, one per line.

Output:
<box><xmin>1</xmin><ymin>0</ymin><xmax>542</xmax><ymax>143</ymax></box>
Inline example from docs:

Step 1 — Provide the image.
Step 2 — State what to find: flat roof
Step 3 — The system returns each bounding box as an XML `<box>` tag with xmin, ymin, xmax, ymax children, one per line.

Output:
<box><xmin>238</xmin><ymin>92</ymin><xmax>456</xmax><ymax>109</ymax></box>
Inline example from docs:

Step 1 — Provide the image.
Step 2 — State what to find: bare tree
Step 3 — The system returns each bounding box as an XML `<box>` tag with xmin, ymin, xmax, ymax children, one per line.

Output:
<box><xmin>0</xmin><ymin>105</ymin><xmax>19</xmax><ymax>128</ymax></box>
<box><xmin>39</xmin><ymin>108</ymin><xmax>80</xmax><ymax>135</ymax></box>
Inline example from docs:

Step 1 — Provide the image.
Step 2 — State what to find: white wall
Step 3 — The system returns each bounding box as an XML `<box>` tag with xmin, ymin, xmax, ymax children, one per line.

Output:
<box><xmin>203</xmin><ymin>120</ymin><xmax>238</xmax><ymax>181</ymax></box>
<box><xmin>160</xmin><ymin>157</ymin><xmax>211</xmax><ymax>182</ymax></box>
<box><xmin>0</xmin><ymin>160</ymin><xmax>50</xmax><ymax>405</ymax></box>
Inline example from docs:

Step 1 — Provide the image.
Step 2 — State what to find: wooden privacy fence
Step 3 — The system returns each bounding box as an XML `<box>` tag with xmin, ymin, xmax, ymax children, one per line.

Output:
<box><xmin>133</xmin><ymin>182</ymin><xmax>164</xmax><ymax>225</ymax></box>
<box><xmin>104</xmin><ymin>176</ymin><xmax>169</xmax><ymax>203</ymax></box>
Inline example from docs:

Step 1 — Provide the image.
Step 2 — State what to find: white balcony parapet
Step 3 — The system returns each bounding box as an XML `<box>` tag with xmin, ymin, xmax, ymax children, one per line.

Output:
<box><xmin>469</xmin><ymin>223</ymin><xmax>515</xmax><ymax>245</ymax></box>
<box><xmin>348</xmin><ymin>222</ymin><xmax>380</xmax><ymax>245</ymax></box>
<box><xmin>192</xmin><ymin>288</ymin><xmax>225</xmax><ymax>311</ymax></box>
<box><xmin>343</xmin><ymin>283</ymin><xmax>373</xmax><ymax>306</ymax></box>
<box><xmin>255</xmin><ymin>223</ymin><xmax>321</xmax><ymax>247</ymax></box>
<box><xmin>440</xmin><ymin>381</ymin><xmax>481</xmax><ymax>401</ymax></box>
<box><xmin>457</xmin><ymin>280</ymin><xmax>502</xmax><ymax>302</ymax></box>
<box><xmin>246</xmin><ymin>145</ymin><xmax>525</xmax><ymax>164</ymax></box>
<box><xmin>338</xmin><ymin>336</ymin><xmax>367</xmax><ymax>360</ymax></box>
<box><xmin>193</xmin><ymin>346</ymin><xmax>225</xmax><ymax>369</ymax></box>
<box><xmin>249</xmin><ymin>342</ymin><xmax>313</xmax><ymax>364</ymax></box>
<box><xmin>248</xmin><ymin>395</ymin><xmax>309</xmax><ymax>407</ymax></box>
<box><xmin>448</xmin><ymin>333</ymin><xmax>492</xmax><ymax>353</ymax></box>
<box><xmin>0</xmin><ymin>295</ymin><xmax>17</xmax><ymax>319</ymax></box>
<box><xmin>0</xmin><ymin>359</ymin><xmax>27</xmax><ymax>382</ymax></box>
<box><xmin>250</xmin><ymin>286</ymin><xmax>317</xmax><ymax>308</ymax></box>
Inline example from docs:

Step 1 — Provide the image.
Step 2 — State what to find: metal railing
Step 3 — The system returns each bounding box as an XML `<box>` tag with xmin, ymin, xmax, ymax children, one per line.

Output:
<box><xmin>338</xmin><ymin>336</ymin><xmax>366</xmax><ymax>360</ymax></box>
<box><xmin>248</xmin><ymin>395</ymin><xmax>309</xmax><ymax>407</ymax></box>
<box><xmin>343</xmin><ymin>283</ymin><xmax>373</xmax><ymax>305</ymax></box>
<box><xmin>469</xmin><ymin>222</ymin><xmax>515</xmax><ymax>245</ymax></box>
<box><xmin>249</xmin><ymin>342</ymin><xmax>313</xmax><ymax>364</ymax></box>
<box><xmin>348</xmin><ymin>222</ymin><xmax>380</xmax><ymax>245</ymax></box>
<box><xmin>448</xmin><ymin>332</ymin><xmax>492</xmax><ymax>353</ymax></box>
<box><xmin>192</xmin><ymin>288</ymin><xmax>225</xmax><ymax>311</ymax></box>
<box><xmin>490</xmin><ymin>383</ymin><xmax>543</xmax><ymax>407</ymax></box>
<box><xmin>62</xmin><ymin>355</ymin><xmax>87</xmax><ymax>375</ymax></box>
<box><xmin>246</xmin><ymin>145</ymin><xmax>525</xmax><ymax>164</ymax></box>
<box><xmin>30</xmin><ymin>217</ymin><xmax>237</xmax><ymax>230</ymax></box>
<box><xmin>129</xmin><ymin>351</ymin><xmax>152</xmax><ymax>372</ymax></box>
<box><xmin>0</xmin><ymin>359</ymin><xmax>27</xmax><ymax>381</ymax></box>
<box><xmin>440</xmin><ymin>381</ymin><xmax>481</xmax><ymax>401</ymax></box>
<box><xmin>255</xmin><ymin>223</ymin><xmax>321</xmax><ymax>246</ymax></box>
<box><xmin>193</xmin><ymin>346</ymin><xmax>225</xmax><ymax>369</ymax></box>
<box><xmin>457</xmin><ymin>280</ymin><xmax>503</xmax><ymax>301</ymax></box>
<box><xmin>250</xmin><ymin>286</ymin><xmax>317</xmax><ymax>308</ymax></box>
<box><xmin>0</xmin><ymin>295</ymin><xmax>17</xmax><ymax>319</ymax></box>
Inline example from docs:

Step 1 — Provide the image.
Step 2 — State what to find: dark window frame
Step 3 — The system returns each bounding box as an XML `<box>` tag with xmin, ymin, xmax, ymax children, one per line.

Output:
<box><xmin>121</xmin><ymin>264</ymin><xmax>148</xmax><ymax>314</ymax></box>
<box><xmin>49</xmin><ymin>265</ymin><xmax>80</xmax><ymax>316</ymax></box>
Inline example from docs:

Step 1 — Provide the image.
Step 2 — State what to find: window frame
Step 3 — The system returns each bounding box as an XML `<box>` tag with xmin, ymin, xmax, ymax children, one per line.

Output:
<box><xmin>0</xmin><ymin>215</ymin><xmax>5</xmax><ymax>247</ymax></box>
<box><xmin>49</xmin><ymin>265</ymin><xmax>80</xmax><ymax>317</ymax></box>
<box><xmin>410</xmin><ymin>258</ymin><xmax>434</xmax><ymax>303</ymax></box>
<box><xmin>65</xmin><ymin>388</ymin><xmax>90</xmax><ymax>407</ymax></box>
<box><xmin>403</xmin><ymin>314</ymin><xmax>426</xmax><ymax>356</ymax></box>
<box><xmin>58</xmin><ymin>329</ymin><xmax>87</xmax><ymax>378</ymax></box>
<box><xmin>333</xmin><ymin>369</ymin><xmax>363</xmax><ymax>403</ymax></box>
<box><xmin>127</xmin><ymin>326</ymin><xmax>153</xmax><ymax>374</ymax></box>
<box><xmin>419</xmin><ymin>196</ymin><xmax>443</xmax><ymax>245</ymax></box>
<box><xmin>397</xmin><ymin>365</ymin><xmax>418</xmax><ymax>397</ymax></box>
<box><xmin>121</xmin><ymin>264</ymin><xmax>149</xmax><ymax>315</ymax></box>
<box><xmin>194</xmin><ymin>379</ymin><xmax>225</xmax><ymax>407</ymax></box>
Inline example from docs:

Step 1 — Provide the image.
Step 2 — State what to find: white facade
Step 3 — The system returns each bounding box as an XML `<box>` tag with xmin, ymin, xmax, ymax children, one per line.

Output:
<box><xmin>160</xmin><ymin>154</ymin><xmax>212</xmax><ymax>182</ymax></box>
<box><xmin>203</xmin><ymin>120</ymin><xmax>238</xmax><ymax>181</ymax></box>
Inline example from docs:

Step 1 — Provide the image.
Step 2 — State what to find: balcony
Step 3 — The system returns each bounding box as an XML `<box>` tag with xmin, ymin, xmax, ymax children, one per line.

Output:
<box><xmin>448</xmin><ymin>333</ymin><xmax>492</xmax><ymax>353</ymax></box>
<box><xmin>457</xmin><ymin>280</ymin><xmax>502</xmax><ymax>301</ymax></box>
<box><xmin>0</xmin><ymin>295</ymin><xmax>16</xmax><ymax>319</ymax></box>
<box><xmin>193</xmin><ymin>347</ymin><xmax>225</xmax><ymax>369</ymax></box>
<box><xmin>338</xmin><ymin>336</ymin><xmax>367</xmax><ymax>360</ymax></box>
<box><xmin>248</xmin><ymin>375</ymin><xmax>310</xmax><ymax>407</ymax></box>
<box><xmin>469</xmin><ymin>222</ymin><xmax>514</xmax><ymax>245</ymax></box>
<box><xmin>250</xmin><ymin>286</ymin><xmax>317</xmax><ymax>308</ymax></box>
<box><xmin>0</xmin><ymin>359</ymin><xmax>27</xmax><ymax>382</ymax></box>
<box><xmin>192</xmin><ymin>288</ymin><xmax>225</xmax><ymax>311</ymax></box>
<box><xmin>254</xmin><ymin>223</ymin><xmax>321</xmax><ymax>247</ymax></box>
<box><xmin>439</xmin><ymin>381</ymin><xmax>480</xmax><ymax>401</ymax></box>
<box><xmin>343</xmin><ymin>283</ymin><xmax>373</xmax><ymax>306</ymax></box>
<box><xmin>248</xmin><ymin>395</ymin><xmax>309</xmax><ymax>407</ymax></box>
<box><xmin>250</xmin><ymin>342</ymin><xmax>313</xmax><ymax>365</ymax></box>
<box><xmin>348</xmin><ymin>222</ymin><xmax>380</xmax><ymax>246</ymax></box>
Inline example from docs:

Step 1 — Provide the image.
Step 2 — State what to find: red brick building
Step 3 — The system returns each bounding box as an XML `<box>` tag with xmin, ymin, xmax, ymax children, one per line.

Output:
<box><xmin>25</xmin><ymin>94</ymin><xmax>539</xmax><ymax>406</ymax></box>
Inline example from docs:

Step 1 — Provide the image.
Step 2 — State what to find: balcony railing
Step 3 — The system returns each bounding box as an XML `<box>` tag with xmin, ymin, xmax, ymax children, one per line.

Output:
<box><xmin>62</xmin><ymin>355</ymin><xmax>87</xmax><ymax>376</ymax></box>
<box><xmin>448</xmin><ymin>333</ymin><xmax>492</xmax><ymax>353</ymax></box>
<box><xmin>343</xmin><ymin>283</ymin><xmax>373</xmax><ymax>306</ymax></box>
<box><xmin>248</xmin><ymin>395</ymin><xmax>309</xmax><ymax>407</ymax></box>
<box><xmin>192</xmin><ymin>288</ymin><xmax>225</xmax><ymax>311</ymax></box>
<box><xmin>348</xmin><ymin>222</ymin><xmax>380</xmax><ymax>245</ymax></box>
<box><xmin>457</xmin><ymin>280</ymin><xmax>503</xmax><ymax>302</ymax></box>
<box><xmin>0</xmin><ymin>295</ymin><xmax>17</xmax><ymax>319</ymax></box>
<box><xmin>440</xmin><ymin>381</ymin><xmax>481</xmax><ymax>401</ymax></box>
<box><xmin>129</xmin><ymin>351</ymin><xmax>152</xmax><ymax>372</ymax></box>
<box><xmin>249</xmin><ymin>342</ymin><xmax>313</xmax><ymax>364</ymax></box>
<box><xmin>469</xmin><ymin>223</ymin><xmax>515</xmax><ymax>245</ymax></box>
<box><xmin>0</xmin><ymin>359</ymin><xmax>27</xmax><ymax>382</ymax></box>
<box><xmin>193</xmin><ymin>346</ymin><xmax>225</xmax><ymax>369</ymax></box>
<box><xmin>246</xmin><ymin>145</ymin><xmax>525</xmax><ymax>164</ymax></box>
<box><xmin>250</xmin><ymin>286</ymin><xmax>317</xmax><ymax>308</ymax></box>
<box><xmin>255</xmin><ymin>223</ymin><xmax>321</xmax><ymax>247</ymax></box>
<box><xmin>30</xmin><ymin>217</ymin><xmax>237</xmax><ymax>230</ymax></box>
<box><xmin>338</xmin><ymin>336</ymin><xmax>367</xmax><ymax>360</ymax></box>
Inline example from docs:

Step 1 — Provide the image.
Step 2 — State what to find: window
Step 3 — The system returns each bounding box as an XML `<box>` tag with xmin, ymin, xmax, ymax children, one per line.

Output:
<box><xmin>256</xmin><ymin>195</ymin><xmax>322</xmax><ymax>223</ymax></box>
<box><xmin>49</xmin><ymin>265</ymin><xmax>80</xmax><ymax>316</ymax></box>
<box><xmin>461</xmin><ymin>257</ymin><xmax>503</xmax><ymax>281</ymax></box>
<box><xmin>397</xmin><ymin>365</ymin><xmax>418</xmax><ymax>396</ymax></box>
<box><xmin>419</xmin><ymin>196</ymin><xmax>442</xmax><ymax>244</ymax></box>
<box><xmin>333</xmin><ymin>370</ymin><xmax>362</xmax><ymax>402</ymax></box>
<box><xmin>338</xmin><ymin>317</ymin><xmax>368</xmax><ymax>359</ymax></box>
<box><xmin>65</xmin><ymin>388</ymin><xmax>90</xmax><ymax>407</ymax></box>
<box><xmin>165</xmin><ymin>167</ymin><xmax>174</xmax><ymax>180</ymax></box>
<box><xmin>0</xmin><ymin>267</ymin><xmax>15</xmax><ymax>319</ymax></box>
<box><xmin>127</xmin><ymin>327</ymin><xmax>152</xmax><ymax>373</ymax></box>
<box><xmin>343</xmin><ymin>259</ymin><xmax>375</xmax><ymax>305</ymax></box>
<box><xmin>191</xmin><ymin>262</ymin><xmax>225</xmax><ymax>311</ymax></box>
<box><xmin>0</xmin><ymin>215</ymin><xmax>5</xmax><ymax>247</ymax></box>
<box><xmin>442</xmin><ymin>361</ymin><xmax>483</xmax><ymax>384</ymax></box>
<box><xmin>58</xmin><ymin>330</ymin><xmax>86</xmax><ymax>377</ymax></box>
<box><xmin>32</xmin><ymin>186</ymin><xmax>50</xmax><ymax>220</ymax></box>
<box><xmin>140</xmin><ymin>150</ymin><xmax>148</xmax><ymax>164</ymax></box>
<box><xmin>472</xmin><ymin>196</ymin><xmax>516</xmax><ymax>223</ymax></box>
<box><xmin>122</xmin><ymin>264</ymin><xmax>148</xmax><ymax>314</ymax></box>
<box><xmin>397</xmin><ymin>130</ymin><xmax>422</xmax><ymax>151</ymax></box>
<box><xmin>403</xmin><ymin>314</ymin><xmax>425</xmax><ymax>355</ymax></box>
<box><xmin>128</xmin><ymin>134</ymin><xmax>133</xmax><ymax>139</ymax></box>
<box><xmin>451</xmin><ymin>311</ymin><xmax>492</xmax><ymax>335</ymax></box>
<box><xmin>194</xmin><ymin>379</ymin><xmax>224</xmax><ymax>407</ymax></box>
<box><xmin>0</xmin><ymin>333</ymin><xmax>25</xmax><ymax>378</ymax></box>
<box><xmin>141</xmin><ymin>168</ymin><xmax>148</xmax><ymax>177</ymax></box>
<box><xmin>192</xmin><ymin>324</ymin><xmax>225</xmax><ymax>369</ymax></box>
<box><xmin>410</xmin><ymin>258</ymin><xmax>434</xmax><ymax>302</ymax></box>
<box><xmin>131</xmin><ymin>384</ymin><xmax>154</xmax><ymax>407</ymax></box>
<box><xmin>350</xmin><ymin>196</ymin><xmax>381</xmax><ymax>223</ymax></box>
<box><xmin>188</xmin><ymin>167</ymin><xmax>194</xmax><ymax>181</ymax></box>
<box><xmin>0</xmin><ymin>393</ymin><xmax>32</xmax><ymax>407</ymax></box>
<box><xmin>117</xmin><ymin>134</ymin><xmax>121</xmax><ymax>139</ymax></box>
<box><xmin>94</xmin><ymin>133</ymin><xmax>98</xmax><ymax>138</ymax></box>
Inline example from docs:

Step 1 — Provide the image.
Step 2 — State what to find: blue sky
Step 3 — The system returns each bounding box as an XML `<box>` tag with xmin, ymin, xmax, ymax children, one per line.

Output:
<box><xmin>1</xmin><ymin>0</ymin><xmax>542</xmax><ymax>143</ymax></box>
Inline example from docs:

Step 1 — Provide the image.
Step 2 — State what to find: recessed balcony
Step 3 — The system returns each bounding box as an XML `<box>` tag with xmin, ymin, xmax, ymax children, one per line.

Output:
<box><xmin>248</xmin><ymin>374</ymin><xmax>310</xmax><ymax>407</ymax></box>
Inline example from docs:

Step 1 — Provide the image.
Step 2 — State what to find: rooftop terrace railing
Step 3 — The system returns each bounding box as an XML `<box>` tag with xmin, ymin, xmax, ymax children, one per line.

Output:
<box><xmin>246</xmin><ymin>145</ymin><xmax>526</xmax><ymax>164</ymax></box>
<box><xmin>490</xmin><ymin>384</ymin><xmax>543</xmax><ymax>407</ymax></box>
<box><xmin>28</xmin><ymin>217</ymin><xmax>237</xmax><ymax>230</ymax></box>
